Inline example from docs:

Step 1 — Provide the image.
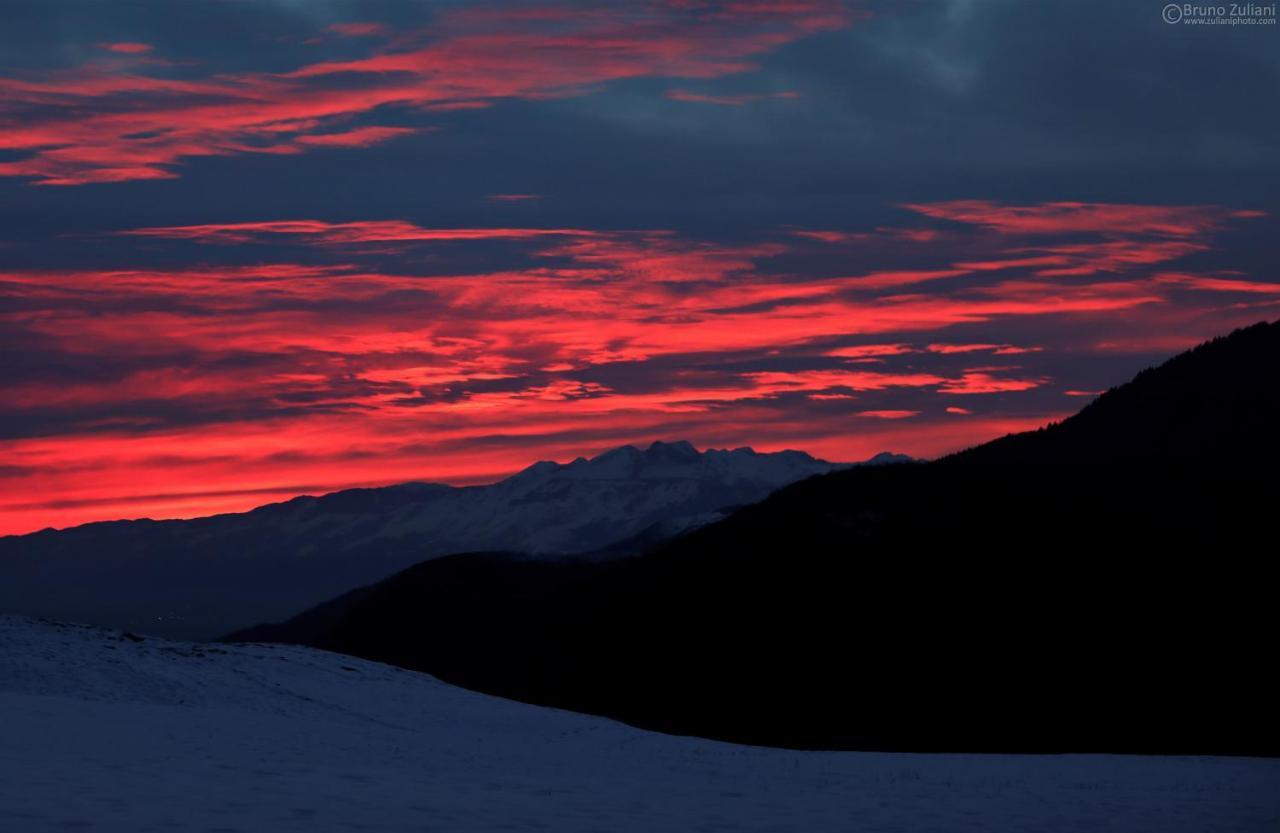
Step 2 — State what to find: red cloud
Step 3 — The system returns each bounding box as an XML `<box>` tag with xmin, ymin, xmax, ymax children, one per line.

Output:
<box><xmin>0</xmin><ymin>1</ymin><xmax>852</xmax><ymax>185</ymax></box>
<box><xmin>294</xmin><ymin>126</ymin><xmax>418</xmax><ymax>147</ymax></box>
<box><xmin>837</xmin><ymin>268</ymin><xmax>969</xmax><ymax>290</ymax></box>
<box><xmin>936</xmin><ymin>372</ymin><xmax>1045</xmax><ymax>395</ymax></box>
<box><xmin>327</xmin><ymin>23</ymin><xmax>390</xmax><ymax>37</ymax></box>
<box><xmin>857</xmin><ymin>410</ymin><xmax>920</xmax><ymax>419</ymax></box>
<box><xmin>901</xmin><ymin>200</ymin><xmax>1263</xmax><ymax>237</ymax></box>
<box><xmin>100</xmin><ymin>42</ymin><xmax>153</xmax><ymax>54</ymax></box>
<box><xmin>122</xmin><ymin>220</ymin><xmax>599</xmax><ymax>245</ymax></box>
<box><xmin>825</xmin><ymin>344</ymin><xmax>914</xmax><ymax>359</ymax></box>
<box><xmin>926</xmin><ymin>343</ymin><xmax>1040</xmax><ymax>355</ymax></box>
<box><xmin>1156</xmin><ymin>273</ymin><xmax>1280</xmax><ymax>294</ymax></box>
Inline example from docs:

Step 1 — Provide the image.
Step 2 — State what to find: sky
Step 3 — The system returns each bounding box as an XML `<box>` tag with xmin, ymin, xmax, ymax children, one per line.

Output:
<box><xmin>2</xmin><ymin>0</ymin><xmax>1278</xmax><ymax>535</ymax></box>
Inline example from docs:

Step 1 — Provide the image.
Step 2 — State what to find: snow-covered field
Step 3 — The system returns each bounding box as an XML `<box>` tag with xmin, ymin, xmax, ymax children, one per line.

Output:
<box><xmin>2</xmin><ymin>616</ymin><xmax>1276</xmax><ymax>832</ymax></box>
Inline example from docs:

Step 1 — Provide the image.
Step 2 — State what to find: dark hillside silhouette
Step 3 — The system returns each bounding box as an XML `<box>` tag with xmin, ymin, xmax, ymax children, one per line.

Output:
<box><xmin>948</xmin><ymin>321</ymin><xmax>1280</xmax><ymax>464</ymax></box>
<box><xmin>232</xmin><ymin>322</ymin><xmax>1280</xmax><ymax>755</ymax></box>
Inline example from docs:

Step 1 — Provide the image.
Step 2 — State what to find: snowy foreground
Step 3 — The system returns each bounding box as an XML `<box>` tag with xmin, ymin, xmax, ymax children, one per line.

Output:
<box><xmin>2</xmin><ymin>616</ymin><xmax>1277</xmax><ymax>833</ymax></box>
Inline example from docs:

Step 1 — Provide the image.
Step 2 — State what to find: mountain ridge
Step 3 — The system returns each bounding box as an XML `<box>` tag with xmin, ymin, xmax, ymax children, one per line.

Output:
<box><xmin>7</xmin><ymin>440</ymin><xmax>840</xmax><ymax>538</ymax></box>
<box><xmin>0</xmin><ymin>441</ymin><xmax>895</xmax><ymax>638</ymax></box>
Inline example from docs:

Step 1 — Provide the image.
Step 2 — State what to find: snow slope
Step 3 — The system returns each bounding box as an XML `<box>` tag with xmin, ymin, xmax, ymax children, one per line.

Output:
<box><xmin>2</xmin><ymin>616</ymin><xmax>1277</xmax><ymax>832</ymax></box>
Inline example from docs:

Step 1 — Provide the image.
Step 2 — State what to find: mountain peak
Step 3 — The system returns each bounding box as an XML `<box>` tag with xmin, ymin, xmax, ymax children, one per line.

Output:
<box><xmin>562</xmin><ymin>439</ymin><xmax>829</xmax><ymax>480</ymax></box>
<box><xmin>643</xmin><ymin>440</ymin><xmax>701</xmax><ymax>461</ymax></box>
<box><xmin>862</xmin><ymin>451</ymin><xmax>914</xmax><ymax>465</ymax></box>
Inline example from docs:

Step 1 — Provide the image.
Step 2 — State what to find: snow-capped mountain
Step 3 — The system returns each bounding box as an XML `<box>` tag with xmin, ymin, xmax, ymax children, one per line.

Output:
<box><xmin>366</xmin><ymin>440</ymin><xmax>850</xmax><ymax>554</ymax></box>
<box><xmin>0</xmin><ymin>441</ymin><xmax>881</xmax><ymax>638</ymax></box>
<box><xmin>4</xmin><ymin>615</ymin><xmax>1275</xmax><ymax>833</ymax></box>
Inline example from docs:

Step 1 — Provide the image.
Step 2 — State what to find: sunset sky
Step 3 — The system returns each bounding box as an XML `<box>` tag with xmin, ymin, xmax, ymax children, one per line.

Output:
<box><xmin>2</xmin><ymin>0</ymin><xmax>1277</xmax><ymax>535</ymax></box>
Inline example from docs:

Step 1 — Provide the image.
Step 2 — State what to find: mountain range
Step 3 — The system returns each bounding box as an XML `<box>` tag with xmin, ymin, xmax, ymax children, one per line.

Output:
<box><xmin>0</xmin><ymin>441</ymin><xmax>892</xmax><ymax>638</ymax></box>
<box><xmin>236</xmin><ymin>321</ymin><xmax>1280</xmax><ymax>755</ymax></box>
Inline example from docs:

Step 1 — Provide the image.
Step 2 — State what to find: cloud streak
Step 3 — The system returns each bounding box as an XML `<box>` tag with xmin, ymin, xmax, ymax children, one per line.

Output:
<box><xmin>121</xmin><ymin>220</ymin><xmax>599</xmax><ymax>245</ymax></box>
